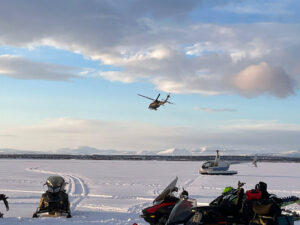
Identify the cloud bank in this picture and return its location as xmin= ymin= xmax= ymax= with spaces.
xmin=1 ymin=117 xmax=300 ymax=152
xmin=0 ymin=1 xmax=299 ymax=97
xmin=194 ymin=107 xmax=237 ymax=112
xmin=0 ymin=55 xmax=82 ymax=81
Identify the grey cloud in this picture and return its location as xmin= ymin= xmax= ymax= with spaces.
xmin=128 ymin=0 xmax=200 ymax=19
xmin=0 ymin=55 xmax=81 ymax=81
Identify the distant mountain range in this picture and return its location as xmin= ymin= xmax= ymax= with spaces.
xmin=1 ymin=146 xmax=300 ymax=157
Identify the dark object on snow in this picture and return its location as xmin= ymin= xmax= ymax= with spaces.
xmin=167 ymin=181 xmax=247 ymax=225
xmin=33 ymin=176 xmax=71 ymax=218
xmin=0 ymin=194 xmax=9 ymax=218
xmin=165 ymin=181 xmax=297 ymax=225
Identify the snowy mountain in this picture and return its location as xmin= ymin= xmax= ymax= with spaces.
xmin=1 ymin=146 xmax=300 ymax=157
xmin=275 ymin=150 xmax=300 ymax=158
xmin=55 ymin=146 xmax=121 ymax=155
xmin=0 ymin=148 xmax=41 ymax=154
xmin=156 ymin=148 xmax=192 ymax=155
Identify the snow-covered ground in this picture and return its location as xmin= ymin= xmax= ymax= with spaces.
xmin=0 ymin=159 xmax=299 ymax=224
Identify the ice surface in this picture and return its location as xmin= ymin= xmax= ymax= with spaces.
xmin=0 ymin=159 xmax=299 ymax=224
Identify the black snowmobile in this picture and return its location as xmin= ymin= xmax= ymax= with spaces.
xmin=165 ymin=183 xmax=245 ymax=225
xmin=166 ymin=181 xmax=299 ymax=225
xmin=0 ymin=194 xmax=9 ymax=218
xmin=141 ymin=177 xmax=190 ymax=225
xmin=33 ymin=176 xmax=71 ymax=218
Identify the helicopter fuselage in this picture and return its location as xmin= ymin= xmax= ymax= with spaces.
xmin=149 ymin=100 xmax=164 ymax=110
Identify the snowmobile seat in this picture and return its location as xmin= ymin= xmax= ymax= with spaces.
xmin=40 ymin=191 xmax=70 ymax=211
xmin=34 ymin=191 xmax=71 ymax=218
xmin=252 ymin=200 xmax=281 ymax=216
xmin=250 ymin=199 xmax=282 ymax=225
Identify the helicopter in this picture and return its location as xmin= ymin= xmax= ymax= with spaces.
xmin=138 ymin=93 xmax=173 ymax=110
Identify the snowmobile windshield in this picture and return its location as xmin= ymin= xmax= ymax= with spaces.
xmin=166 ymin=198 xmax=197 ymax=225
xmin=153 ymin=177 xmax=178 ymax=204
xmin=223 ymin=186 xmax=233 ymax=194
xmin=46 ymin=176 xmax=66 ymax=193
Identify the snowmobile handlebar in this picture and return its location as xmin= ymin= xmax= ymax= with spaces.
xmin=238 ymin=181 xmax=245 ymax=188
xmin=0 ymin=194 xmax=7 ymax=200
xmin=0 ymin=195 xmax=9 ymax=211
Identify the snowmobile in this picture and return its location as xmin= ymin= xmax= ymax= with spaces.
xmin=166 ymin=181 xmax=299 ymax=225
xmin=166 ymin=181 xmax=246 ymax=225
xmin=0 ymin=194 xmax=9 ymax=218
xmin=33 ymin=176 xmax=72 ymax=218
xmin=141 ymin=177 xmax=189 ymax=225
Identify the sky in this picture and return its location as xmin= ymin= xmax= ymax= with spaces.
xmin=0 ymin=0 xmax=300 ymax=153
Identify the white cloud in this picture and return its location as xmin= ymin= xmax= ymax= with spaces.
xmin=185 ymin=42 xmax=225 ymax=56
xmin=233 ymin=62 xmax=295 ymax=98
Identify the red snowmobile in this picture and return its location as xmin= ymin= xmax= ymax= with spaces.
xmin=141 ymin=177 xmax=188 ymax=225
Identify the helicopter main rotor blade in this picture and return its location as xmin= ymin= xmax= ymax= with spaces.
xmin=155 ymin=93 xmax=160 ymax=101
xmin=137 ymin=94 xmax=155 ymax=101
xmin=166 ymin=101 xmax=174 ymax=104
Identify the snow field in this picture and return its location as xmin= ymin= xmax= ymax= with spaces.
xmin=0 ymin=159 xmax=299 ymax=224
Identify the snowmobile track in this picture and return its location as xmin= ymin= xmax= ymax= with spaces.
xmin=68 ymin=174 xmax=89 ymax=212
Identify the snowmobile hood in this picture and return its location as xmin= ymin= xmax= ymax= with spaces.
xmin=45 ymin=176 xmax=66 ymax=193
xmin=223 ymin=186 xmax=233 ymax=194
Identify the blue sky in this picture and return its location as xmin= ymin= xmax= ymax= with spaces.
xmin=0 ymin=0 xmax=300 ymax=153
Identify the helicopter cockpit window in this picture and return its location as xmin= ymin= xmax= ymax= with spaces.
xmin=202 ymin=162 xmax=210 ymax=168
